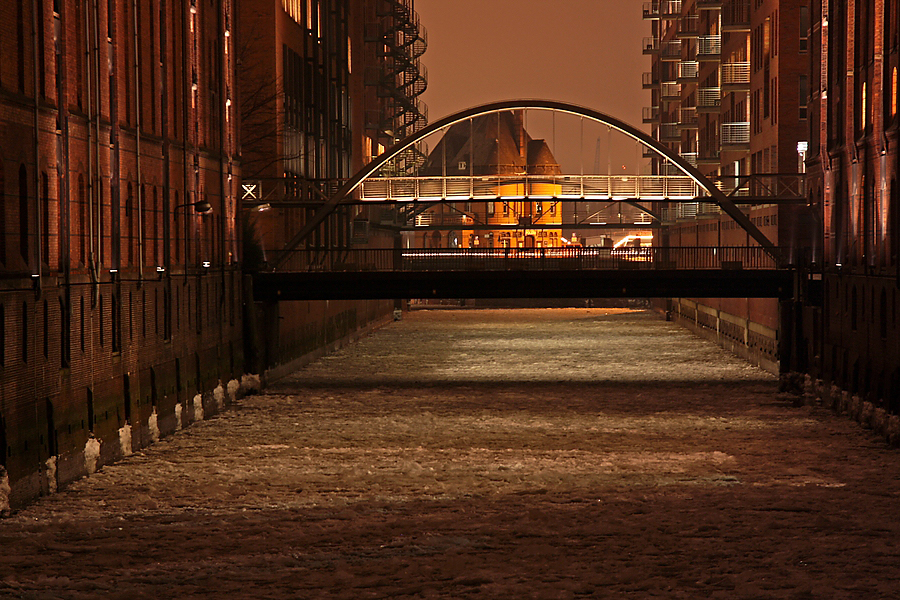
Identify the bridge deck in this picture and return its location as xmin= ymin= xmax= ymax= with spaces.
xmin=353 ymin=174 xmax=806 ymax=202
xmin=255 ymin=247 xmax=796 ymax=301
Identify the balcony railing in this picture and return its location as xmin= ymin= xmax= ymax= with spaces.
xmin=721 ymin=122 xmax=750 ymax=146
xmin=661 ymin=40 xmax=683 ymax=60
xmin=680 ymin=152 xmax=699 ymax=167
xmin=643 ymin=71 xmax=659 ymax=88
xmin=660 ymin=0 xmax=682 ymax=17
xmin=643 ymin=2 xmax=660 ymax=18
xmin=677 ymin=60 xmax=699 ymax=81
xmin=722 ymin=62 xmax=750 ymax=88
xmin=661 ymin=81 xmax=682 ymax=99
xmin=660 ymin=122 xmax=681 ymax=140
xmin=678 ymin=15 xmax=699 ymax=37
xmin=679 ymin=107 xmax=699 ymax=128
xmin=643 ymin=106 xmax=661 ymax=123
xmin=697 ymin=86 xmax=721 ymax=110
xmin=722 ymin=0 xmax=750 ymax=30
xmin=697 ymin=35 xmax=722 ymax=59
xmin=642 ymin=37 xmax=660 ymax=53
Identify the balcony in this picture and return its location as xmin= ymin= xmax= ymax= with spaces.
xmin=677 ymin=60 xmax=699 ymax=82
xmin=660 ymin=122 xmax=681 ymax=141
xmin=697 ymin=148 xmax=721 ymax=165
xmin=697 ymin=86 xmax=721 ymax=112
xmin=696 ymin=0 xmax=722 ymax=9
xmin=660 ymin=0 xmax=682 ymax=18
xmin=722 ymin=0 xmax=750 ymax=30
xmin=642 ymin=36 xmax=660 ymax=54
xmin=643 ymin=106 xmax=661 ymax=123
xmin=722 ymin=62 xmax=750 ymax=91
xmin=661 ymin=40 xmax=683 ymax=61
xmin=677 ymin=15 xmax=699 ymax=37
xmin=697 ymin=35 xmax=721 ymax=60
xmin=678 ymin=106 xmax=699 ymax=129
xmin=642 ymin=71 xmax=660 ymax=89
xmin=660 ymin=81 xmax=682 ymax=100
xmin=721 ymin=122 xmax=750 ymax=147
xmin=680 ymin=152 xmax=699 ymax=167
xmin=643 ymin=2 xmax=660 ymax=19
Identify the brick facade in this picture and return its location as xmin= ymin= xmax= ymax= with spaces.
xmin=0 ymin=0 xmax=243 ymax=509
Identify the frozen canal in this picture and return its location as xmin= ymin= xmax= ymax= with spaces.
xmin=3 ymin=308 xmax=900 ymax=598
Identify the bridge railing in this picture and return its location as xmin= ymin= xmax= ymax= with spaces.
xmin=268 ymin=246 xmax=786 ymax=273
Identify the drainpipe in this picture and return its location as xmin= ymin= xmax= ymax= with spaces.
xmin=84 ymin=0 xmax=98 ymax=301
xmin=92 ymin=0 xmax=102 ymax=277
xmin=32 ymin=0 xmax=42 ymax=297
xmin=133 ymin=0 xmax=144 ymax=286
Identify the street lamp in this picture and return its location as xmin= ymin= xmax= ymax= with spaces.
xmin=173 ymin=199 xmax=213 ymax=216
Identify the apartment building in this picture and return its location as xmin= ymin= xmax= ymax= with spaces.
xmin=644 ymin=0 xmax=810 ymax=371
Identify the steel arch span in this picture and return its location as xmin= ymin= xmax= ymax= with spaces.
xmin=276 ymin=100 xmax=782 ymax=268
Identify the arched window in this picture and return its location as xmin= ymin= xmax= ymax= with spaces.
xmin=19 ymin=164 xmax=28 ymax=263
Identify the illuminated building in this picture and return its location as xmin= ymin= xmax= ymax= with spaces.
xmin=416 ymin=111 xmax=564 ymax=249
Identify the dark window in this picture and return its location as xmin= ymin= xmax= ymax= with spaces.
xmin=0 ymin=304 xmax=5 ymax=366
xmin=41 ymin=173 xmax=49 ymax=265
xmin=17 ymin=0 xmax=25 ymax=92
xmin=19 ymin=164 xmax=28 ymax=262
xmin=111 ymin=291 xmax=120 ymax=352
xmin=59 ymin=297 xmax=69 ymax=367
xmin=78 ymin=175 xmax=86 ymax=265
xmin=80 ymin=295 xmax=85 ymax=352
xmin=0 ymin=164 xmax=5 ymax=265
xmin=42 ymin=300 xmax=48 ymax=359
xmin=21 ymin=301 xmax=27 ymax=363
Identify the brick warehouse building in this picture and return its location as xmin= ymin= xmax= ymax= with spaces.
xmin=803 ymin=0 xmax=900 ymax=417
xmin=0 ymin=0 xmax=427 ymax=511
xmin=0 ymin=0 xmax=243 ymax=509
xmin=236 ymin=0 xmax=425 ymax=380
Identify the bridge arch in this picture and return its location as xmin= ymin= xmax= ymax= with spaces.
xmin=278 ymin=100 xmax=781 ymax=267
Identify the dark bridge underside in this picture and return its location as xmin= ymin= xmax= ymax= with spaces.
xmin=253 ymin=270 xmax=794 ymax=301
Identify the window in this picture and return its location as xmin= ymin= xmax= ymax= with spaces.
xmin=21 ymin=301 xmax=27 ymax=363
xmin=17 ymin=0 xmax=25 ymax=92
xmin=799 ymin=75 xmax=809 ymax=120
xmin=78 ymin=175 xmax=86 ymax=265
xmin=125 ymin=183 xmax=133 ymax=265
xmin=42 ymin=300 xmax=48 ymax=359
xmin=0 ymin=304 xmax=5 ymax=366
xmin=799 ymin=7 xmax=809 ymax=53
xmin=41 ymin=173 xmax=49 ymax=265
xmin=19 ymin=164 xmax=28 ymax=262
xmin=0 ymin=164 xmax=6 ymax=265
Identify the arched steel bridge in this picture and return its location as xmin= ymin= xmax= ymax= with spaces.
xmin=254 ymin=100 xmax=811 ymax=302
